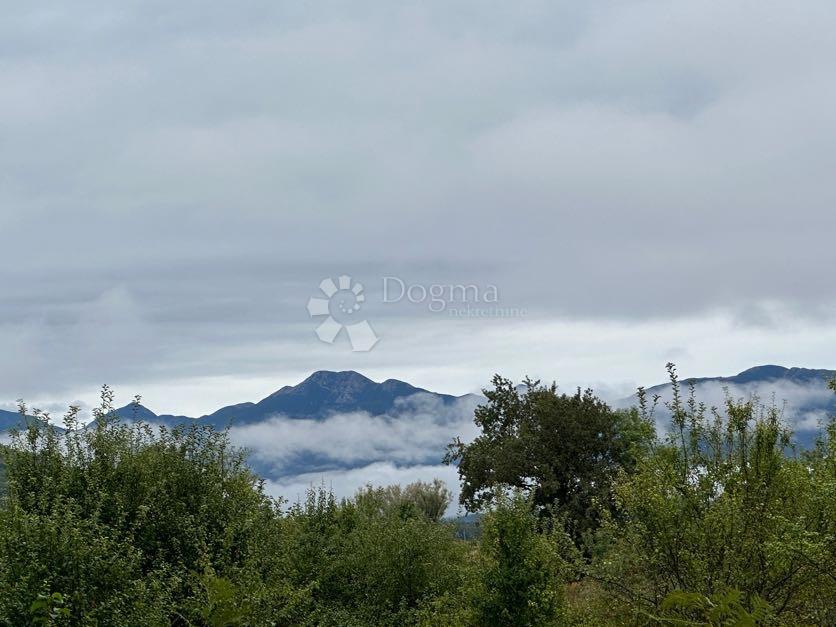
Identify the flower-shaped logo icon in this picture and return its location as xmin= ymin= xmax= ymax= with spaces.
xmin=306 ymin=275 xmax=379 ymax=351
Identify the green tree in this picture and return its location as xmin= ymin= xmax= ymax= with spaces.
xmin=446 ymin=375 xmax=653 ymax=541
xmin=355 ymin=479 xmax=452 ymax=522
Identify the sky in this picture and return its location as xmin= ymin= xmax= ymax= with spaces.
xmin=2 ymin=0 xmax=835 ymax=421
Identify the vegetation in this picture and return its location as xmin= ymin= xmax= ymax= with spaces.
xmin=586 ymin=365 xmax=836 ymax=624
xmin=445 ymin=375 xmax=654 ymax=543
xmin=0 ymin=369 xmax=833 ymax=625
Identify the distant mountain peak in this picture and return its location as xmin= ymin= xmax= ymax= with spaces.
xmin=736 ymin=365 xmax=788 ymax=379
xmin=104 ymin=370 xmax=458 ymax=430
xmin=116 ymin=403 xmax=158 ymax=421
xmin=731 ymin=365 xmax=834 ymax=385
xmin=301 ymin=370 xmax=375 ymax=388
xmin=637 ymin=364 xmax=836 ymax=402
xmin=727 ymin=365 xmax=792 ymax=384
xmin=203 ymin=370 xmax=458 ymax=426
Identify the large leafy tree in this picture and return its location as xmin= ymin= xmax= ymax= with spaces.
xmin=446 ymin=375 xmax=653 ymax=540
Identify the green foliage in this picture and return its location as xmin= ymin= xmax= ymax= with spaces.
xmin=471 ymin=492 xmax=571 ymax=627
xmin=0 ymin=456 xmax=7 ymax=498
xmin=0 ymin=501 xmax=170 ymax=624
xmin=588 ymin=364 xmax=836 ymax=625
xmin=446 ymin=375 xmax=654 ymax=542
xmin=29 ymin=592 xmax=71 ymax=626
xmin=653 ymin=589 xmax=772 ymax=626
xmin=193 ymin=575 xmax=251 ymax=626
xmin=354 ymin=478 xmax=453 ymax=522
xmin=0 ymin=388 xmax=291 ymax=624
xmin=279 ymin=485 xmax=470 ymax=625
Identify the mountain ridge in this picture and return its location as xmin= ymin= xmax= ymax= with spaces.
xmin=2 ymin=365 xmax=833 ymax=434
xmin=113 ymin=370 xmax=462 ymax=428
xmin=650 ymin=365 xmax=836 ymax=392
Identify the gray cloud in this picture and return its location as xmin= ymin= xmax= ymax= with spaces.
xmin=2 ymin=1 xmax=835 ymax=409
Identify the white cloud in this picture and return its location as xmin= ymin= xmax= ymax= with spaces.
xmin=223 ymin=393 xmax=480 ymax=516
xmin=228 ymin=393 xmax=480 ymax=473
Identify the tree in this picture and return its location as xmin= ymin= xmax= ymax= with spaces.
xmin=355 ymin=479 xmax=452 ymax=522
xmin=446 ymin=375 xmax=653 ymax=540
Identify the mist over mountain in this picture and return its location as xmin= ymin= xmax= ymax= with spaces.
xmin=620 ymin=365 xmax=836 ymax=447
xmin=648 ymin=365 xmax=836 ymax=391
xmin=112 ymin=370 xmax=463 ymax=428
xmin=3 ymin=366 xmax=833 ymax=505
xmin=103 ymin=371 xmax=478 ymax=495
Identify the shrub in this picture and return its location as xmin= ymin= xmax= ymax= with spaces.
xmin=280 ymin=485 xmax=469 ymax=626
xmin=588 ymin=365 xmax=836 ymax=624
xmin=0 ymin=389 xmax=293 ymax=624
xmin=471 ymin=492 xmax=571 ymax=627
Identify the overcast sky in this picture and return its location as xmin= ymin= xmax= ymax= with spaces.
xmin=2 ymin=0 xmax=835 ymax=418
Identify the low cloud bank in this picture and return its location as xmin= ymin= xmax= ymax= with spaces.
xmin=228 ymin=393 xmax=481 ymax=513
xmin=228 ymin=393 xmax=480 ymax=473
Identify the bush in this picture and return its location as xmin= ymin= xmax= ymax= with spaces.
xmin=471 ymin=492 xmax=571 ymax=627
xmin=280 ymin=485 xmax=469 ymax=626
xmin=587 ymin=365 xmax=836 ymax=625
xmin=0 ymin=389 xmax=293 ymax=624
xmin=354 ymin=479 xmax=453 ymax=522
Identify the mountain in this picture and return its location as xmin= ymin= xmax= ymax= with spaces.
xmin=0 ymin=408 xmax=63 ymax=432
xmin=2 ymin=366 xmax=833 ymax=506
xmin=646 ymin=365 xmax=836 ymax=392
xmin=243 ymin=370 xmax=451 ymax=421
xmin=106 ymin=370 xmax=473 ymax=479
xmin=114 ymin=370 xmax=461 ymax=428
xmin=628 ymin=365 xmax=836 ymax=447
xmin=0 ymin=408 xmax=26 ymax=431
xmin=9 ymin=365 xmax=835 ymax=436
